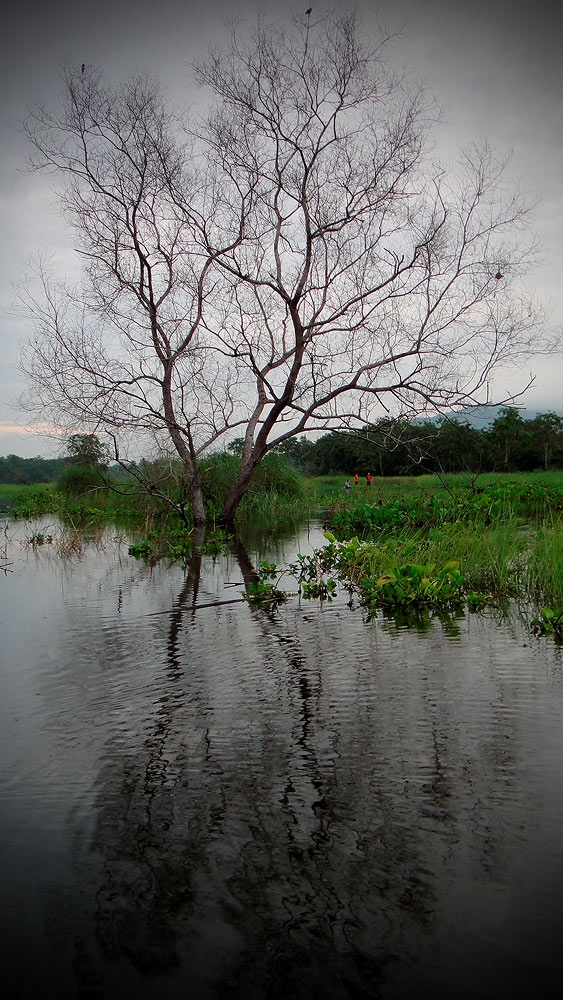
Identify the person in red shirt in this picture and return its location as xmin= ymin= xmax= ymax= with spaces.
xmin=354 ymin=474 xmax=358 ymax=486
xmin=366 ymin=472 xmax=371 ymax=486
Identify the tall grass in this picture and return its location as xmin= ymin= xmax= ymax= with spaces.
xmin=335 ymin=521 xmax=528 ymax=598
xmin=525 ymin=523 xmax=563 ymax=606
xmin=313 ymin=475 xmax=563 ymax=608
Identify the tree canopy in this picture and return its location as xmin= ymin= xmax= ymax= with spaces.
xmin=66 ymin=433 xmax=109 ymax=468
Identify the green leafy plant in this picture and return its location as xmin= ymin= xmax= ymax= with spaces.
xmin=361 ymin=560 xmax=464 ymax=610
xmin=128 ymin=539 xmax=153 ymax=561
xmin=257 ymin=561 xmax=278 ymax=579
xmin=531 ymin=606 xmax=563 ymax=638
xmin=466 ymin=592 xmax=495 ymax=611
xmin=288 ymin=534 xmax=343 ymax=601
xmin=11 ymin=488 xmax=55 ymax=519
xmin=242 ymin=561 xmax=288 ymax=608
xmin=301 ymin=578 xmax=337 ymax=601
xmin=243 ymin=579 xmax=288 ymax=607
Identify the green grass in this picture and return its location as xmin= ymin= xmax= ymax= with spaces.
xmin=303 ymin=470 xmax=563 ymax=503
xmin=525 ymin=522 xmax=563 ymax=606
xmin=3 ymin=480 xmax=158 ymax=524
xmin=0 ymin=482 xmax=55 ymax=502
xmin=5 ymin=471 xmax=563 ymax=613
xmin=340 ymin=522 xmax=529 ymax=597
xmin=302 ymin=473 xmax=563 ymax=614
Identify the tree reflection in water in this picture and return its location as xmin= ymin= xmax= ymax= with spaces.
xmin=61 ymin=530 xmax=434 ymax=999
xmin=39 ymin=528 xmax=561 ymax=1000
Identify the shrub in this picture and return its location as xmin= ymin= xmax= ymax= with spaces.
xmin=198 ymin=453 xmax=240 ymax=509
xmin=198 ymin=450 xmax=303 ymax=513
xmin=251 ymin=452 xmax=303 ymax=497
xmin=56 ymin=463 xmax=104 ymax=496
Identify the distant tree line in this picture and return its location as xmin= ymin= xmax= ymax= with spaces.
xmin=2 ymin=410 xmax=563 ymax=485
xmin=0 ymin=454 xmax=67 ymax=484
xmin=275 ymin=409 xmax=563 ymax=477
xmin=0 ymin=434 xmax=110 ymax=484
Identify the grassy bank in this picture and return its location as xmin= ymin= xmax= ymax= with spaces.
xmin=297 ymin=472 xmax=563 ymax=627
xmin=4 ymin=472 xmax=563 ymax=620
xmin=303 ymin=469 xmax=563 ymax=506
xmin=2 ymin=482 xmax=153 ymax=522
xmin=0 ymin=482 xmax=56 ymax=505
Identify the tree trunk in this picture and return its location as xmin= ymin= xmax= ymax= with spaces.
xmin=190 ymin=482 xmax=206 ymax=525
xmin=219 ymin=456 xmax=262 ymax=523
xmin=161 ymin=366 xmax=207 ymax=524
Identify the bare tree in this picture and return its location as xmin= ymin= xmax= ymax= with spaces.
xmin=20 ymin=10 xmax=549 ymax=524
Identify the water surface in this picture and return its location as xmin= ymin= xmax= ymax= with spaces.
xmin=1 ymin=516 xmax=563 ymax=998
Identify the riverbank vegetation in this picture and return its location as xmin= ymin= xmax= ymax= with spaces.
xmin=3 ymin=406 xmax=562 ymax=491
xmin=1 ymin=449 xmax=306 ymax=530
xmin=4 ymin=463 xmax=563 ymax=626
xmin=304 ymin=474 xmax=563 ymax=618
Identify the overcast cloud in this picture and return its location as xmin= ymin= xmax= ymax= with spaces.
xmin=1 ymin=0 xmax=561 ymax=457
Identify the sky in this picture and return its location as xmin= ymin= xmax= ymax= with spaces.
xmin=1 ymin=0 xmax=562 ymax=458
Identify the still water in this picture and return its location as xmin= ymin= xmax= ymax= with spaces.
xmin=1 ymin=516 xmax=563 ymax=999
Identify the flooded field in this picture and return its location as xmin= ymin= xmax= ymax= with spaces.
xmin=1 ymin=516 xmax=563 ymax=998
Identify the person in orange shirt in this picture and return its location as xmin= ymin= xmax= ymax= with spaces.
xmin=354 ymin=474 xmax=358 ymax=486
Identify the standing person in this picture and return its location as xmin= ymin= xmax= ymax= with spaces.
xmin=354 ymin=474 xmax=358 ymax=486
xmin=366 ymin=472 xmax=371 ymax=487
xmin=345 ymin=479 xmax=351 ymax=493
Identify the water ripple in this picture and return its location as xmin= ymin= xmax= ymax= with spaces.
xmin=2 ymin=521 xmax=563 ymax=997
